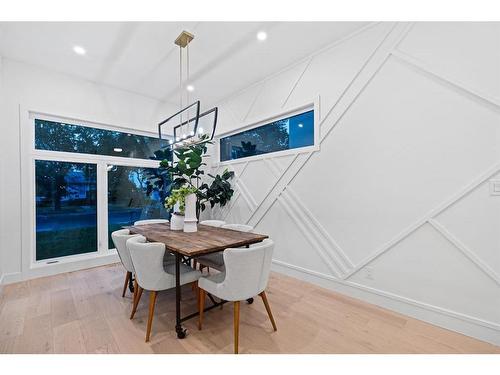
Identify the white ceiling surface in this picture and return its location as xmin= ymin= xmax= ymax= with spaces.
xmin=0 ymin=22 xmax=368 ymax=108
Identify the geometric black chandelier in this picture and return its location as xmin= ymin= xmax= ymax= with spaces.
xmin=158 ymin=30 xmax=218 ymax=149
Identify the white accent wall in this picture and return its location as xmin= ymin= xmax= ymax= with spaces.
xmin=0 ymin=58 xmax=176 ymax=284
xmin=210 ymin=22 xmax=500 ymax=345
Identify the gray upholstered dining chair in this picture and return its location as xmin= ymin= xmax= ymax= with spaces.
xmin=198 ymin=239 xmax=277 ymax=354
xmin=194 ymin=220 xmax=227 ymax=270
xmin=199 ymin=219 xmax=226 ymax=227
xmin=111 ymin=229 xmax=140 ymax=298
xmin=134 ymin=219 xmax=169 ymax=225
xmin=196 ymin=223 xmax=254 ymax=272
xmin=127 ymin=235 xmax=201 ymax=342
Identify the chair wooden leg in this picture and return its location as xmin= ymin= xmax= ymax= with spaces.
xmin=132 ymin=279 xmax=138 ymax=305
xmin=259 ymin=291 xmax=277 ymax=331
xmin=145 ymin=291 xmax=157 ymax=342
xmin=122 ymin=271 xmax=131 ymax=297
xmin=130 ymin=285 xmax=143 ymax=319
xmin=198 ymin=288 xmax=205 ymax=330
xmin=234 ymin=301 xmax=240 ymax=354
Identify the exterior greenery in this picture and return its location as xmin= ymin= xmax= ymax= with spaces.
xmin=219 ymin=110 xmax=314 ymax=161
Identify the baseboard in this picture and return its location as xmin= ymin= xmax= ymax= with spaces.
xmin=271 ymin=259 xmax=500 ymax=347
xmin=1 ymin=253 xmax=120 ymax=285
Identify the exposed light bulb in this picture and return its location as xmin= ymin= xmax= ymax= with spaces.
xmin=168 ymin=139 xmax=173 ymax=145
xmin=190 ymin=130 xmax=195 ymax=136
xmin=198 ymin=127 xmax=204 ymax=134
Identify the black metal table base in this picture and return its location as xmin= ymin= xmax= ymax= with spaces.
xmin=128 ymin=275 xmax=135 ymax=293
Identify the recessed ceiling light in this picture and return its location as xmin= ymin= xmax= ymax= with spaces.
xmin=186 ymin=85 xmax=194 ymax=92
xmin=257 ymin=31 xmax=267 ymax=41
xmin=73 ymin=45 xmax=86 ymax=55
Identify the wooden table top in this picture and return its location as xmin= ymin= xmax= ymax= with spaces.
xmin=124 ymin=223 xmax=268 ymax=256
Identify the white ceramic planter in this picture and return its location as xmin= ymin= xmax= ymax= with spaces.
xmin=183 ymin=193 xmax=198 ymax=233
xmin=170 ymin=213 xmax=184 ymax=231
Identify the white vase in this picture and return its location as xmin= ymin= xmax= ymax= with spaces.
xmin=183 ymin=193 xmax=198 ymax=233
xmin=170 ymin=213 xmax=184 ymax=231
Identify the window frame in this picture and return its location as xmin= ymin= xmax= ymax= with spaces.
xmin=20 ymin=107 xmax=161 ymax=273
xmin=215 ymin=99 xmax=320 ymax=165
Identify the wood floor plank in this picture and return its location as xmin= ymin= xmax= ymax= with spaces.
xmin=79 ymin=315 xmax=120 ymax=354
xmin=13 ymin=313 xmax=53 ymax=354
xmin=50 ymin=289 xmax=79 ymax=328
xmin=53 ymin=320 xmax=86 ymax=354
xmin=0 ymin=264 xmax=498 ymax=354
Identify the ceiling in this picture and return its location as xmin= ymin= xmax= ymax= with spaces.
xmin=0 ymin=22 xmax=368 ymax=107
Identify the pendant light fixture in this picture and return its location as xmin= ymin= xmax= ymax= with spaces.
xmin=158 ymin=30 xmax=218 ymax=149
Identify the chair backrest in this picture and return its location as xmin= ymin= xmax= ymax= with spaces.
xmin=134 ymin=219 xmax=169 ymax=226
xmin=127 ymin=235 xmax=171 ymax=291
xmin=200 ymin=220 xmax=226 ymax=228
xmin=221 ymin=223 xmax=254 ymax=233
xmin=221 ymin=239 xmax=274 ymax=300
xmin=111 ymin=229 xmax=139 ymax=273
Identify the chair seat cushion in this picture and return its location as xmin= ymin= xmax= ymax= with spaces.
xmin=163 ymin=262 xmax=201 ymax=285
xmin=198 ymin=271 xmax=226 ymax=297
xmin=196 ymin=252 xmax=225 ymax=272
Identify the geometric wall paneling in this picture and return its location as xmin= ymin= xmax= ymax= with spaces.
xmin=280 ymin=186 xmax=355 ymax=276
xmin=397 ymin=22 xmax=500 ymax=104
xmin=217 ymin=81 xmax=265 ymax=134
xmin=344 ymin=159 xmax=500 ymax=281
xmin=243 ymin=23 xmax=413 ymax=233
xmin=272 ymin=154 xmax=297 ymax=174
xmin=428 ymin=219 xmax=500 ymax=286
xmin=210 ymin=22 xmax=500 ymax=344
xmin=284 ymin=22 xmax=395 ymax=121
xmin=255 ymin=199 xmax=336 ymax=277
xmin=291 ymin=54 xmax=500 ymax=265
xmin=433 ymin=172 xmax=500 ymax=278
xmin=237 ymin=159 xmax=280 ymax=205
xmin=246 ymin=58 xmax=312 ymax=122
xmin=347 ymin=223 xmax=500 ymax=325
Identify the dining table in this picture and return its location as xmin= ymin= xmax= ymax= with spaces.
xmin=124 ymin=222 xmax=268 ymax=339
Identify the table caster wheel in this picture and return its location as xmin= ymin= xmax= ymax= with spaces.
xmin=246 ymin=297 xmax=254 ymax=304
xmin=176 ymin=327 xmax=187 ymax=339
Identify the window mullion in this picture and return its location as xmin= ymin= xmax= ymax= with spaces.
xmin=97 ymin=161 xmax=108 ymax=255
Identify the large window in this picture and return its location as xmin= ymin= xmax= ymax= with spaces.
xmin=35 ymin=119 xmax=163 ymax=159
xmin=107 ymin=165 xmax=167 ymax=249
xmin=35 ymin=161 xmax=97 ymax=260
xmin=31 ymin=116 xmax=170 ymax=263
xmin=219 ymin=110 xmax=314 ymax=162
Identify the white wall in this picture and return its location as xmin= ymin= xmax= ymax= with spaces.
xmin=0 ymin=58 xmax=176 ymax=283
xmin=0 ymin=55 xmax=4 ymax=285
xmin=210 ymin=22 xmax=500 ymax=345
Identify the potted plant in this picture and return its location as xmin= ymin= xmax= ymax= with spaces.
xmin=164 ymin=186 xmax=197 ymax=230
xmin=145 ymin=135 xmax=235 ymax=220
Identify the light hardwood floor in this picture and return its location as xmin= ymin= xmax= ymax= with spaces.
xmin=0 ymin=264 xmax=498 ymax=354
